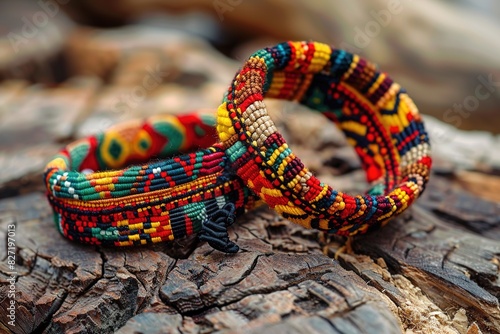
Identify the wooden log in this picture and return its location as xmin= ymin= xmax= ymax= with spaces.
xmin=0 ymin=77 xmax=100 ymax=198
xmin=1 ymin=167 xmax=499 ymax=333
xmin=1 ymin=88 xmax=499 ymax=334
xmin=0 ymin=193 xmax=403 ymax=334
xmin=0 ymin=25 xmax=498 ymax=334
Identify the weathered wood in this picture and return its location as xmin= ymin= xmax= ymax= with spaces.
xmin=339 ymin=205 xmax=500 ymax=332
xmin=0 ymin=77 xmax=100 ymax=199
xmin=418 ymin=176 xmax=500 ymax=239
xmin=1 ymin=170 xmax=499 ymax=333
xmin=0 ymin=24 xmax=499 ymax=334
xmin=0 ymin=193 xmax=403 ymax=334
xmin=0 ymin=193 xmax=176 ymax=334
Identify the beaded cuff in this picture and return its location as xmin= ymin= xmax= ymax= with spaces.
xmin=217 ymin=41 xmax=432 ymax=236
xmin=44 ymin=114 xmax=256 ymax=251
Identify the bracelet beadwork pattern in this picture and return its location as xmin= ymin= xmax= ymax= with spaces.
xmin=217 ymin=41 xmax=432 ymax=236
xmin=44 ymin=114 xmax=257 ymax=250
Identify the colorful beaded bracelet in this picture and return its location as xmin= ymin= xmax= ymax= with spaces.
xmin=44 ymin=114 xmax=257 ymax=252
xmin=217 ymin=41 xmax=432 ymax=236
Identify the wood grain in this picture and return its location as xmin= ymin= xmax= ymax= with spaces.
xmin=0 ymin=25 xmax=498 ymax=334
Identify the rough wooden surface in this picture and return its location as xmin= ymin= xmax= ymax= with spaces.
xmin=0 ymin=26 xmax=499 ymax=334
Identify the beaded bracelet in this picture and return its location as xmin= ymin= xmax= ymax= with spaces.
xmin=217 ymin=41 xmax=431 ymax=236
xmin=44 ymin=114 xmax=257 ymax=252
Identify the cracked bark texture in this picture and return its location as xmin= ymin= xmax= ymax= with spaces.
xmin=0 ymin=24 xmax=499 ymax=334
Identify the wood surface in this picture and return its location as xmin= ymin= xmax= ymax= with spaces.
xmin=0 ymin=26 xmax=499 ymax=334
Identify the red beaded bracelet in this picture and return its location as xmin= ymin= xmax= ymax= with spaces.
xmin=217 ymin=41 xmax=431 ymax=235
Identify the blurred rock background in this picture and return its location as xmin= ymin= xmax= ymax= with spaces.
xmin=0 ymin=0 xmax=499 ymax=192
xmin=1 ymin=0 xmax=500 ymax=130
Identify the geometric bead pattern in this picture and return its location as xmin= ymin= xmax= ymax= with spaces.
xmin=217 ymin=41 xmax=432 ymax=236
xmin=44 ymin=113 xmax=257 ymax=246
